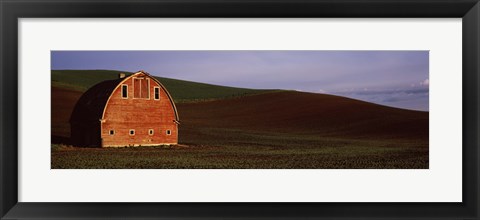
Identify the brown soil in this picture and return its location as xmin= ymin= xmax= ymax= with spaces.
xmin=176 ymin=91 xmax=428 ymax=140
xmin=51 ymin=86 xmax=83 ymax=139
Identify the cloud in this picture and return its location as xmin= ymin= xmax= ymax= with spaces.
xmin=333 ymin=87 xmax=429 ymax=111
xmin=339 ymin=88 xmax=428 ymax=96
xmin=420 ymin=78 xmax=429 ymax=86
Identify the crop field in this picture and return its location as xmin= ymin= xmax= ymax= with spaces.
xmin=51 ymin=70 xmax=429 ymax=169
xmin=52 ymin=136 xmax=428 ymax=169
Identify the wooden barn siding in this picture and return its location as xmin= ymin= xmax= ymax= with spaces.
xmin=101 ymin=74 xmax=178 ymax=147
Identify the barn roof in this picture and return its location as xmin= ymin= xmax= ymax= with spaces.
xmin=70 ymin=78 xmax=123 ymax=124
xmin=70 ymin=71 xmax=179 ymax=124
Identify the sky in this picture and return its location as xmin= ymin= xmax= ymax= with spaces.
xmin=51 ymin=51 xmax=429 ymax=111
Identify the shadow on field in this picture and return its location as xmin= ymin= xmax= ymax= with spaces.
xmin=51 ymin=135 xmax=72 ymax=146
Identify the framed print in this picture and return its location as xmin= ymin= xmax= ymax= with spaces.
xmin=1 ymin=0 xmax=479 ymax=219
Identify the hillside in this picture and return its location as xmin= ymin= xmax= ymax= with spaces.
xmin=52 ymin=70 xmax=273 ymax=102
xmin=177 ymin=91 xmax=428 ymax=140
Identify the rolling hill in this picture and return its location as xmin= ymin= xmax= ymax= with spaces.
xmin=177 ymin=91 xmax=428 ymax=140
xmin=52 ymin=70 xmax=274 ymax=102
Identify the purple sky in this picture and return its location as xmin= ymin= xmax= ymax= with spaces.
xmin=51 ymin=51 xmax=429 ymax=111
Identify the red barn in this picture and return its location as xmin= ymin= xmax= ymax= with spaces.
xmin=70 ymin=71 xmax=179 ymax=147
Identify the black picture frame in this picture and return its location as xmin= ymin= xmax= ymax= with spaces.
xmin=1 ymin=0 xmax=479 ymax=219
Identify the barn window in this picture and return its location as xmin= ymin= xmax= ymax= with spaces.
xmin=129 ymin=129 xmax=135 ymax=136
xmin=149 ymin=129 xmax=154 ymax=135
xmin=133 ymin=77 xmax=150 ymax=99
xmin=166 ymin=130 xmax=171 ymax=135
xmin=154 ymin=87 xmax=160 ymax=100
xmin=121 ymin=85 xmax=128 ymax=99
xmin=109 ymin=130 xmax=115 ymax=135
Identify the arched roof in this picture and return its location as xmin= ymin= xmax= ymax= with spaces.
xmin=70 ymin=71 xmax=179 ymax=124
xmin=145 ymin=73 xmax=180 ymax=122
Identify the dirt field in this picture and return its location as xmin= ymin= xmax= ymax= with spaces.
xmin=51 ymin=87 xmax=83 ymax=140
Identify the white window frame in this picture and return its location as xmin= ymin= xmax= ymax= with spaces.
xmin=129 ymin=129 xmax=135 ymax=136
xmin=132 ymin=77 xmax=150 ymax=100
xmin=109 ymin=130 xmax=115 ymax=135
xmin=166 ymin=130 xmax=171 ymax=135
xmin=121 ymin=84 xmax=128 ymax=99
xmin=154 ymin=86 xmax=160 ymax=100
xmin=149 ymin=129 xmax=154 ymax=135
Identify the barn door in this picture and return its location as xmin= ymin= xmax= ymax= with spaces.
xmin=134 ymin=77 xmax=150 ymax=99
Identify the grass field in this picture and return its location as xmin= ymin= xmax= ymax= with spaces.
xmin=52 ymin=70 xmax=273 ymax=102
xmin=51 ymin=70 xmax=429 ymax=169
xmin=52 ymin=137 xmax=427 ymax=169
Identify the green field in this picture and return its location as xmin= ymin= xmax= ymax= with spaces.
xmin=52 ymin=137 xmax=428 ymax=169
xmin=52 ymin=126 xmax=428 ymax=169
xmin=52 ymin=70 xmax=274 ymax=102
xmin=51 ymin=69 xmax=429 ymax=169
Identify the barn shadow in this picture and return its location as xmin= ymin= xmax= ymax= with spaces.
xmin=51 ymin=135 xmax=101 ymax=148
xmin=51 ymin=135 xmax=72 ymax=146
